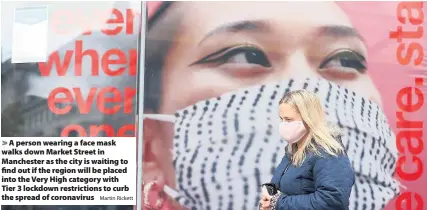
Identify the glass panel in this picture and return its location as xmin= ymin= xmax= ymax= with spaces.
xmin=1 ymin=1 xmax=141 ymax=210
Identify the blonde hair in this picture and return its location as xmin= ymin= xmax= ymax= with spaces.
xmin=279 ymin=89 xmax=344 ymax=166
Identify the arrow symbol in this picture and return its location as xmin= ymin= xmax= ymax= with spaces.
xmin=2 ymin=141 xmax=7 ymax=146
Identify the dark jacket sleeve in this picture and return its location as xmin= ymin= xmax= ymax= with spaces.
xmin=274 ymin=153 xmax=355 ymax=210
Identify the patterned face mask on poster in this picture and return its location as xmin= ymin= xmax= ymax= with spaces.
xmin=144 ymin=78 xmax=400 ymax=210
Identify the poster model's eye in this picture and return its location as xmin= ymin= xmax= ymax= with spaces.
xmin=320 ymin=50 xmax=367 ymax=73
xmin=194 ymin=45 xmax=272 ymax=68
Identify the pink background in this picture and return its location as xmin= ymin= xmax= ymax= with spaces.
xmin=338 ymin=2 xmax=426 ymax=210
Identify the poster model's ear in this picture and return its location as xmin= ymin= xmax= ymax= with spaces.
xmin=140 ymin=112 xmax=175 ymax=188
xmin=141 ymin=117 xmax=176 ymax=209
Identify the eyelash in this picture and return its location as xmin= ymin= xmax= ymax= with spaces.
xmin=193 ymin=45 xmax=272 ymax=67
xmin=320 ymin=50 xmax=367 ymax=73
xmin=193 ymin=45 xmax=367 ymax=73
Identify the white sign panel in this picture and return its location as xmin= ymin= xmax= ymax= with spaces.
xmin=0 ymin=137 xmax=136 ymax=205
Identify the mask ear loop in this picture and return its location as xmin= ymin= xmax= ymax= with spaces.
xmin=163 ymin=185 xmax=179 ymax=199
xmin=143 ymin=114 xmax=176 ymax=123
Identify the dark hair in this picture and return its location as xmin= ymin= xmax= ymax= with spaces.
xmin=143 ymin=2 xmax=178 ymax=112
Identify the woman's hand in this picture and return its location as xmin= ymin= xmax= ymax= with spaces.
xmin=260 ymin=198 xmax=271 ymax=210
xmin=259 ymin=187 xmax=273 ymax=210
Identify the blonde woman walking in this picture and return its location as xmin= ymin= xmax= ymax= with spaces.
xmin=260 ymin=90 xmax=355 ymax=210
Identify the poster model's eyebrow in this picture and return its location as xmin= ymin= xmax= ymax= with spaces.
xmin=316 ymin=25 xmax=365 ymax=42
xmin=198 ymin=20 xmax=271 ymax=45
xmin=198 ymin=20 xmax=365 ymax=45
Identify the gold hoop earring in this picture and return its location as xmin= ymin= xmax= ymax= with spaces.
xmin=143 ymin=181 xmax=164 ymax=209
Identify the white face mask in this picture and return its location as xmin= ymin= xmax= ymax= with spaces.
xmin=144 ymin=78 xmax=399 ymax=210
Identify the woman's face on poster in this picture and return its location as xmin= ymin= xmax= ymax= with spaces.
xmin=159 ymin=1 xmax=382 ymax=114
xmin=148 ymin=1 xmax=383 ymax=189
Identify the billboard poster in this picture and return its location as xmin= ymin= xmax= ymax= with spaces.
xmin=0 ymin=1 xmax=426 ymax=210
xmin=142 ymin=1 xmax=426 ymax=210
